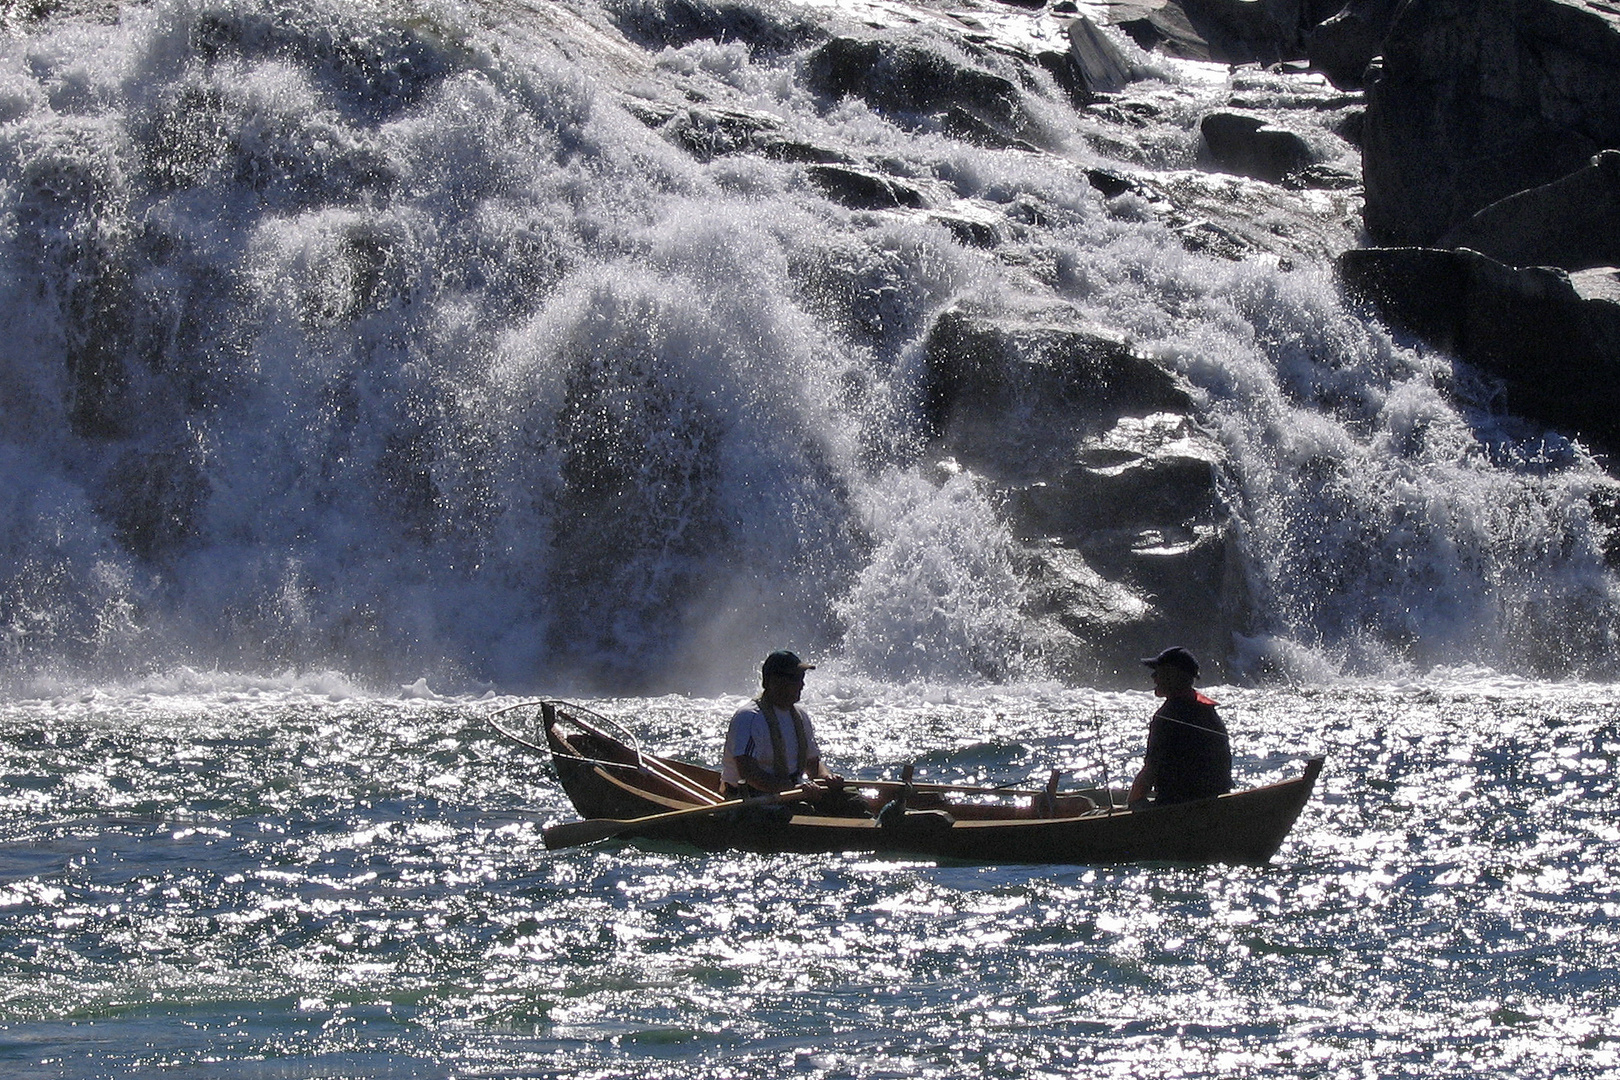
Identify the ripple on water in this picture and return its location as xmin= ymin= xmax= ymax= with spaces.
xmin=0 ymin=684 xmax=1617 ymax=1077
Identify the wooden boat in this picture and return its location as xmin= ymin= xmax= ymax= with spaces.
xmin=492 ymin=699 xmax=1324 ymax=865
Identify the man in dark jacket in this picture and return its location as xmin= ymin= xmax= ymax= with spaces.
xmin=1128 ymin=647 xmax=1231 ymax=807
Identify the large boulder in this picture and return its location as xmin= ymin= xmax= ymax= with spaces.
xmin=920 ymin=305 xmax=1191 ymax=480
xmin=1362 ymin=0 xmax=1620 ymax=247
xmin=804 ymin=35 xmax=1038 ymax=146
xmin=622 ymin=98 xmax=853 ymax=164
xmin=920 ymin=305 xmax=1251 ymax=684
xmin=1200 ymin=110 xmax=1320 ymax=183
xmin=1438 ymin=150 xmax=1620 ymax=272
xmin=91 ymin=441 xmax=209 ymax=562
xmin=1012 ymin=413 xmax=1252 ymax=684
xmin=1105 ymin=0 xmax=1223 ymax=61
xmin=805 ymin=164 xmax=930 ymax=210
xmin=1337 ymin=246 xmax=1620 ymax=452
xmin=1065 ymin=15 xmax=1139 ymax=96
xmin=1179 ymin=0 xmax=1309 ymax=61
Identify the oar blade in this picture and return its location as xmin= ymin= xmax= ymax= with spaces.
xmin=543 ymin=817 xmax=636 ymax=849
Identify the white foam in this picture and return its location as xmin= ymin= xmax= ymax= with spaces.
xmin=0 ymin=0 xmax=1614 ymax=697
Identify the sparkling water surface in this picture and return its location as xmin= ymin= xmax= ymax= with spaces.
xmin=1 ymin=676 xmax=1616 ymax=1078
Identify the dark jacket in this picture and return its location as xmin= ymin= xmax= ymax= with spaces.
xmin=1143 ymin=692 xmax=1231 ymax=804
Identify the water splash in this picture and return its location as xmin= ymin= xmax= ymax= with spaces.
xmin=0 ymin=0 xmax=1615 ymax=694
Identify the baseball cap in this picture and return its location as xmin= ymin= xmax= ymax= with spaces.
xmin=1141 ymin=646 xmax=1200 ymax=677
xmin=762 ymin=650 xmax=815 ymax=678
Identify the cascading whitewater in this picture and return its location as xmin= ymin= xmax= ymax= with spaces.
xmin=0 ymin=0 xmax=1615 ymax=693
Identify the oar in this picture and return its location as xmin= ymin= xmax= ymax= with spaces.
xmin=543 ymin=787 xmax=809 ymax=850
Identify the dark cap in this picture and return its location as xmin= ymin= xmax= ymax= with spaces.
xmin=762 ymin=650 xmax=815 ymax=678
xmin=1141 ymin=646 xmax=1199 ymax=677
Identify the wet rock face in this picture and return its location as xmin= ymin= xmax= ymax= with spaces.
xmin=92 ymin=443 xmax=208 ymax=562
xmin=1065 ymin=15 xmax=1138 ymax=96
xmin=605 ymin=0 xmax=824 ymax=54
xmin=1438 ymin=150 xmax=1620 ymax=273
xmin=1335 ymin=2 xmax=1620 ymax=460
xmin=920 ymin=307 xmax=1190 ymax=476
xmin=920 ymin=306 xmax=1251 ymax=684
xmin=1337 ymin=247 xmax=1620 ymax=453
xmin=1200 ymin=110 xmax=1319 ymax=183
xmin=1361 ymin=0 xmax=1620 ymax=247
xmin=804 ymin=35 xmax=1037 ymax=146
xmin=1096 ymin=0 xmax=1341 ymax=65
xmin=1012 ymin=414 xmax=1251 ymax=683
xmin=1307 ymin=0 xmax=1402 ymax=89
xmin=806 ymin=164 xmax=930 ymax=210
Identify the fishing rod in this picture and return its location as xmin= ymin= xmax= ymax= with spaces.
xmin=1093 ymin=708 xmax=1116 ymax=811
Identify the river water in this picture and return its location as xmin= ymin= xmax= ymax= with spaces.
xmin=1 ymin=675 xmax=1616 ymax=1078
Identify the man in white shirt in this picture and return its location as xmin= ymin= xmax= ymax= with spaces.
xmin=722 ymin=650 xmax=864 ymax=815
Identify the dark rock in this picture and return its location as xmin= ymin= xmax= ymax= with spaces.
xmin=190 ymin=7 xmax=454 ymax=122
xmin=805 ymin=164 xmax=929 ymax=210
xmin=1331 ymin=106 xmax=1363 ymax=147
xmin=1438 ymin=150 xmax=1620 ymax=272
xmin=1179 ymin=0 xmax=1309 ymax=62
xmin=1085 ymin=167 xmax=1135 ymax=198
xmin=941 ymin=106 xmax=1042 ymax=151
xmin=1200 ymin=110 xmax=1318 ymax=183
xmin=1336 ymin=247 xmax=1470 ymax=350
xmin=1105 ymin=165 xmax=1362 ymax=265
xmin=1337 ymin=246 xmax=1620 ymax=452
xmin=925 ymin=203 xmax=1006 ymax=247
xmin=1018 ymin=545 xmax=1157 ymax=684
xmin=546 ymin=344 xmax=731 ymax=679
xmin=1106 ymin=0 xmax=1314 ymax=64
xmin=1012 ymin=414 xmax=1252 ymax=684
xmin=920 ymin=306 xmax=1191 ymax=480
xmin=1173 ymin=219 xmax=1260 ymax=261
xmin=63 ymin=260 xmax=137 ymax=440
xmin=1306 ymin=0 xmax=1401 ymax=89
xmin=1589 ymin=485 xmax=1620 ymax=567
xmin=1010 ymin=413 xmax=1223 ymax=543
xmin=1032 ymin=48 xmax=1088 ymax=106
xmin=660 ymin=104 xmax=782 ymax=161
xmin=620 ymin=97 xmax=680 ymax=129
xmin=622 ymin=99 xmax=852 ymax=164
xmin=757 ymin=138 xmax=851 ymax=165
xmin=1111 ymin=0 xmax=1222 ymax=62
xmin=919 ymin=302 xmax=1249 ymax=684
xmin=12 ymin=136 xmax=142 ymax=438
xmin=1362 ymin=0 xmax=1620 ymax=247
xmin=1065 ymin=15 xmax=1138 ymax=96
xmin=804 ymin=35 xmax=1025 ymax=132
xmin=605 ymin=0 xmax=823 ymax=54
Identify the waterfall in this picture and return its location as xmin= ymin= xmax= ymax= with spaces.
xmin=1 ymin=0 xmax=1614 ymax=694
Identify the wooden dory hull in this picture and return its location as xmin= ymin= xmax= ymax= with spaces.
xmin=512 ymin=701 xmax=1323 ymax=866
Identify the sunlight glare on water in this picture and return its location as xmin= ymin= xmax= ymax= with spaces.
xmin=0 ymin=676 xmax=1615 ymax=1077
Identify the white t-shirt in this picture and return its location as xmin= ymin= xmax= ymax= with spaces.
xmin=721 ymin=700 xmax=821 ymax=787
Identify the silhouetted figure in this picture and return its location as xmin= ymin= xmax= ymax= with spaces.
xmin=1128 ymin=647 xmax=1232 ymax=808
